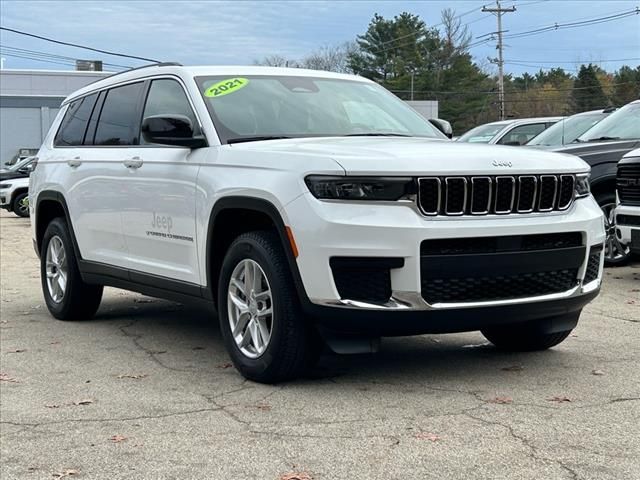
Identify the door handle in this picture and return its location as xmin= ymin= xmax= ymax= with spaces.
xmin=124 ymin=156 xmax=143 ymax=169
xmin=67 ymin=157 xmax=82 ymax=168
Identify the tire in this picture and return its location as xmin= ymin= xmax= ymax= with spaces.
xmin=217 ymin=230 xmax=319 ymax=383
xmin=12 ymin=192 xmax=30 ymax=218
xmin=481 ymin=322 xmax=573 ymax=352
xmin=596 ymin=192 xmax=631 ymax=266
xmin=41 ymin=217 xmax=103 ymax=320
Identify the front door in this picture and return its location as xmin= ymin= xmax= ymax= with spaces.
xmin=119 ymin=78 xmax=203 ymax=285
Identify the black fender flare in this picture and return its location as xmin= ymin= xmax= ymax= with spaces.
xmin=35 ymin=190 xmax=83 ymax=260
xmin=204 ymin=196 xmax=309 ymax=307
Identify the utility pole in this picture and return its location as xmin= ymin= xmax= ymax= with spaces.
xmin=482 ymin=1 xmax=516 ymax=120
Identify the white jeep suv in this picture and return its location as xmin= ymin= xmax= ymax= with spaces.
xmin=30 ymin=64 xmax=605 ymax=383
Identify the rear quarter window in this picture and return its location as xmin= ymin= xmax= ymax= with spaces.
xmin=54 ymin=93 xmax=99 ymax=147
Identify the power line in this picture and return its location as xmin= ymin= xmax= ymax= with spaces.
xmin=507 ymin=57 xmax=640 ymax=64
xmin=0 ymin=45 xmax=132 ymax=69
xmin=0 ymin=26 xmax=160 ymax=63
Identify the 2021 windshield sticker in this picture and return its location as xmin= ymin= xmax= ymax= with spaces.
xmin=204 ymin=78 xmax=249 ymax=98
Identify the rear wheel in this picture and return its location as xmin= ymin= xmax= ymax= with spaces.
xmin=41 ymin=217 xmax=103 ymax=320
xmin=597 ymin=192 xmax=631 ymax=266
xmin=217 ymin=230 xmax=319 ymax=383
xmin=12 ymin=192 xmax=29 ymax=218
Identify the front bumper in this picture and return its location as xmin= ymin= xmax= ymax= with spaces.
xmin=615 ymin=204 xmax=640 ymax=253
xmin=284 ymin=193 xmax=605 ymax=314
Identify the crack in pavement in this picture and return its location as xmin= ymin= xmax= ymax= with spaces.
xmin=464 ymin=412 xmax=580 ymax=480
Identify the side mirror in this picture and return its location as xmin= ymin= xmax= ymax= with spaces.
xmin=141 ymin=114 xmax=207 ymax=148
xmin=428 ymin=118 xmax=453 ymax=139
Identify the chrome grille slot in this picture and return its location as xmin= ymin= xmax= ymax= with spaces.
xmin=470 ymin=177 xmax=491 ymax=214
xmin=538 ymin=175 xmax=558 ymax=211
xmin=495 ymin=176 xmax=516 ymax=214
xmin=417 ymin=178 xmax=441 ymax=215
xmin=558 ymin=175 xmax=575 ymax=210
xmin=444 ymin=177 xmax=467 ymax=215
xmin=417 ymin=174 xmax=578 ymax=216
xmin=517 ymin=176 xmax=537 ymax=213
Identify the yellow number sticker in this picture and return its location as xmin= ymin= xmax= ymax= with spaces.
xmin=204 ymin=78 xmax=249 ymax=98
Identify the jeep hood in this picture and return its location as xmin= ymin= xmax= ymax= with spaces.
xmin=231 ymin=136 xmax=589 ymax=175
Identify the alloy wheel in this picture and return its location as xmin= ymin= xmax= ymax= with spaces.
xmin=602 ymin=202 xmax=630 ymax=264
xmin=227 ymin=259 xmax=274 ymax=359
xmin=45 ymin=235 xmax=68 ymax=303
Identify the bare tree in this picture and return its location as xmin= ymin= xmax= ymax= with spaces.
xmin=254 ymin=55 xmax=298 ymax=68
xmin=441 ymin=8 xmax=472 ymax=55
xmin=300 ymin=42 xmax=357 ymax=73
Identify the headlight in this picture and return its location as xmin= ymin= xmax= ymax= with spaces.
xmin=0 ymin=184 xmax=11 ymax=189
xmin=305 ymin=175 xmax=415 ymax=200
xmin=575 ymin=173 xmax=590 ymax=198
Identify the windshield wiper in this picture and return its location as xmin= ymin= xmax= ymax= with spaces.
xmin=227 ymin=135 xmax=292 ymax=144
xmin=344 ymin=133 xmax=412 ymax=137
xmin=586 ymin=136 xmax=621 ymax=142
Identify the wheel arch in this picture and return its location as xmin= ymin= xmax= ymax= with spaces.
xmin=205 ymin=196 xmax=308 ymax=308
xmin=590 ymin=175 xmax=616 ymax=204
xmin=35 ymin=190 xmax=81 ymax=259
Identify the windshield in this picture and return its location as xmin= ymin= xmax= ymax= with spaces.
xmin=577 ymin=102 xmax=640 ymax=142
xmin=527 ymin=112 xmax=608 ymax=146
xmin=196 ymin=75 xmax=444 ymax=143
xmin=457 ymin=123 xmax=507 ymax=143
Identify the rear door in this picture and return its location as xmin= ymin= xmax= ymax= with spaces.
xmin=65 ymin=82 xmax=145 ymax=269
xmin=118 ymin=77 xmax=204 ymax=285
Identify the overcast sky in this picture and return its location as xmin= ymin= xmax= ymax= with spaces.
xmin=1 ymin=0 xmax=638 ymax=76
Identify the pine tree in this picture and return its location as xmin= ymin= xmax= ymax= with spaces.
xmin=571 ymin=64 xmax=608 ymax=112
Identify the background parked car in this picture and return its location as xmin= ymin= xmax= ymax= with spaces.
xmin=0 ymin=156 xmax=37 ymax=178
xmin=0 ymin=176 xmax=29 ymax=217
xmin=613 ymin=148 xmax=640 ymax=258
xmin=456 ymin=116 xmax=563 ymax=145
xmin=526 ymin=108 xmax=616 ymax=147
xmin=549 ymin=100 xmax=640 ymax=265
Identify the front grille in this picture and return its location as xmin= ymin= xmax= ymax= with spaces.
xmin=421 ymin=270 xmax=578 ymax=304
xmin=418 ymin=174 xmax=576 ymax=216
xmin=583 ymin=246 xmax=602 ymax=284
xmin=617 ymin=164 xmax=640 ymax=206
xmin=420 ymin=235 xmax=584 ymax=304
xmin=330 ymin=257 xmax=403 ymax=303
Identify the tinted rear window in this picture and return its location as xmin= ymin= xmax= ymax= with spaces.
xmin=54 ymin=93 xmax=98 ymax=146
xmin=94 ymin=82 xmax=144 ymax=146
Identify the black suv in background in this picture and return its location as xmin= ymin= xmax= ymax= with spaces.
xmin=546 ymin=100 xmax=640 ymax=265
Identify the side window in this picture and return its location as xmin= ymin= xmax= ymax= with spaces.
xmin=498 ymin=123 xmax=546 ymax=145
xmin=54 ymin=93 xmax=98 ymax=146
xmin=140 ymin=79 xmax=199 ymax=144
xmin=94 ymin=82 xmax=144 ymax=146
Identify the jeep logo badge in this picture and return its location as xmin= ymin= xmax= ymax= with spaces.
xmin=492 ymin=160 xmax=512 ymax=167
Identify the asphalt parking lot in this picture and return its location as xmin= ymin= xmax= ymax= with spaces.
xmin=1 ymin=210 xmax=639 ymax=480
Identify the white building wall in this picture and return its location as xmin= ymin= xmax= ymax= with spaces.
xmin=406 ymin=100 xmax=438 ymax=120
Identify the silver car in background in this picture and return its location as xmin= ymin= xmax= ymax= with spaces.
xmin=457 ymin=116 xmax=563 ymax=146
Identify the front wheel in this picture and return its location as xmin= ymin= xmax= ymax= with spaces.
xmin=217 ymin=231 xmax=319 ymax=383
xmin=597 ymin=193 xmax=631 ymax=266
xmin=12 ymin=192 xmax=30 ymax=218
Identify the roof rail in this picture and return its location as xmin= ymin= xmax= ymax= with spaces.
xmin=106 ymin=61 xmax=183 ymax=78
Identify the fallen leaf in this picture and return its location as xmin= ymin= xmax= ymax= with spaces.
xmin=50 ymin=341 xmax=61 ymax=345
xmin=488 ymin=396 xmax=513 ymax=404
xmin=591 ymin=369 xmax=605 ymax=376
xmin=279 ymin=472 xmax=313 ymax=480
xmin=6 ymin=348 xmax=27 ymax=354
xmin=0 ymin=373 xmax=19 ymax=383
xmin=216 ymin=362 xmax=233 ymax=369
xmin=73 ymin=399 xmax=94 ymax=406
xmin=116 ymin=374 xmax=148 ymax=379
xmin=501 ymin=365 xmax=523 ymax=372
xmin=626 ymin=300 xmax=636 ymax=305
xmin=110 ymin=434 xmax=127 ymax=444
xmin=548 ymin=396 xmax=572 ymax=403
xmin=52 ymin=469 xmax=79 ymax=478
xmin=630 ymin=289 xmax=640 ymax=293
xmin=45 ymin=404 xmax=60 ymax=409
xmin=415 ymin=432 xmax=441 ymax=442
